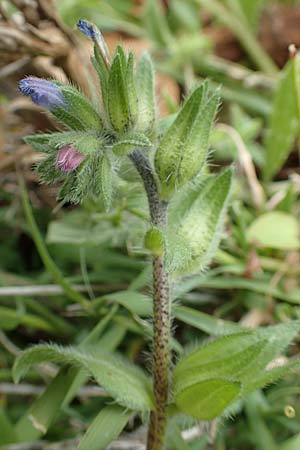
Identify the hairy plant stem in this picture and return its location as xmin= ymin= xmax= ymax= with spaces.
xmin=129 ymin=150 xmax=170 ymax=450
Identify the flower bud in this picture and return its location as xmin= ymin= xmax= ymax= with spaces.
xmin=56 ymin=145 xmax=85 ymax=173
xmin=77 ymin=19 xmax=111 ymax=68
xmin=19 ymin=77 xmax=67 ymax=111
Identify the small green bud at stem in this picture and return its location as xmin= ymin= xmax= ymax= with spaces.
xmin=145 ymin=228 xmax=165 ymax=257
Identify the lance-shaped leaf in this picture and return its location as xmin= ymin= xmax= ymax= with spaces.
xmin=77 ymin=405 xmax=131 ymax=450
xmin=108 ymin=52 xmax=130 ymax=132
xmin=61 ymin=86 xmax=103 ymax=130
xmin=167 ymin=167 xmax=233 ymax=276
xmin=136 ymin=52 xmax=156 ymax=132
xmin=13 ymin=344 xmax=154 ymax=412
xmin=155 ymin=82 xmax=219 ymax=198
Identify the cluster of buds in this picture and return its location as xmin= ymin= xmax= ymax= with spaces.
xmin=19 ymin=19 xmax=156 ymax=205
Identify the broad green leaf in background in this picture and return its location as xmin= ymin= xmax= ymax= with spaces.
xmin=0 ymin=306 xmax=55 ymax=332
xmin=173 ymin=305 xmax=242 ymax=335
xmin=264 ymin=60 xmax=299 ymax=180
xmin=77 ymin=405 xmax=131 ymax=450
xmin=229 ymin=0 xmax=267 ymax=30
xmin=144 ymin=0 xmax=173 ymax=47
xmin=13 ymin=344 xmax=154 ymax=412
xmin=97 ymin=290 xmax=152 ymax=316
xmin=279 ymin=434 xmax=300 ymax=450
xmin=15 ymin=367 xmax=79 ymax=440
xmin=0 ymin=408 xmax=17 ymax=445
xmin=247 ymin=211 xmax=300 ymax=250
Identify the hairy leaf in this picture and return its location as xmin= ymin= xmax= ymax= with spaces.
xmin=167 ymin=168 xmax=233 ymax=276
xmin=175 ymin=378 xmax=241 ymax=421
xmin=13 ymin=344 xmax=154 ymax=412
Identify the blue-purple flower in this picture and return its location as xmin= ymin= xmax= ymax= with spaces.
xmin=19 ymin=77 xmax=67 ymax=111
xmin=77 ymin=19 xmax=98 ymax=41
xmin=77 ymin=19 xmax=111 ymax=68
xmin=56 ymin=145 xmax=85 ymax=173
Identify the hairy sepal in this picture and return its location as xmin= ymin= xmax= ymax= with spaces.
xmin=136 ymin=52 xmax=156 ymax=133
xmin=61 ymin=86 xmax=103 ymax=130
xmin=108 ymin=52 xmax=130 ymax=133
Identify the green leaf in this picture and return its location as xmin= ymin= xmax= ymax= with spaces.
xmin=155 ymin=84 xmax=207 ymax=199
xmin=61 ymin=86 xmax=103 ymax=130
xmin=173 ymin=305 xmax=243 ymax=335
xmin=98 ymin=291 xmax=152 ymax=317
xmin=173 ymin=321 xmax=300 ymax=420
xmin=52 ymin=105 xmax=86 ymax=131
xmin=108 ymin=53 xmax=130 ymax=132
xmin=0 ymin=306 xmax=56 ymax=332
xmin=15 ymin=310 xmax=122 ymax=441
xmin=264 ymin=61 xmax=298 ymax=180
xmin=243 ymin=360 xmax=300 ymax=397
xmin=0 ymin=408 xmax=17 ymax=444
xmin=144 ymin=0 xmax=173 ymax=47
xmin=279 ymin=433 xmax=300 ymax=450
xmin=16 ymin=367 xmax=79 ymax=439
xmin=77 ymin=405 xmax=131 ymax=450
xmin=167 ymin=168 xmax=233 ymax=276
xmin=13 ymin=344 xmax=154 ymax=412
xmin=100 ymin=152 xmax=113 ymax=211
xmin=136 ymin=52 xmax=156 ymax=132
xmin=173 ymin=332 xmax=265 ymax=395
xmin=238 ymin=0 xmax=266 ymax=30
xmin=175 ymin=378 xmax=241 ymax=421
xmin=247 ymin=211 xmax=300 ymax=250
xmin=112 ymin=132 xmax=152 ymax=156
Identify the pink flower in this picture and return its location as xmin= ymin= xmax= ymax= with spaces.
xmin=56 ymin=145 xmax=85 ymax=173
